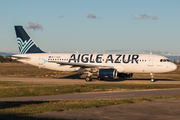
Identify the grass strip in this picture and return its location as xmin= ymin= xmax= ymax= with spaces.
xmin=1 ymin=82 xmax=180 ymax=98
xmin=0 ymin=95 xmax=180 ymax=116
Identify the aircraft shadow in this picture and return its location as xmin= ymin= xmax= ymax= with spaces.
xmin=128 ymin=78 xmax=177 ymax=81
xmin=101 ymin=78 xmax=177 ymax=82
xmin=56 ymin=73 xmax=177 ymax=82
xmin=57 ymin=73 xmax=85 ymax=79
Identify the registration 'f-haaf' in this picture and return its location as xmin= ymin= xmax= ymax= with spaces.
xmin=12 ymin=26 xmax=177 ymax=82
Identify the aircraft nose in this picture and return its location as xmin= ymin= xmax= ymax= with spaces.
xmin=170 ymin=63 xmax=177 ymax=71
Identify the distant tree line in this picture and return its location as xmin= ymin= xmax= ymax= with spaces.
xmin=0 ymin=55 xmax=17 ymax=63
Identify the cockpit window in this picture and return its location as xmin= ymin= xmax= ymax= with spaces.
xmin=160 ymin=59 xmax=170 ymax=62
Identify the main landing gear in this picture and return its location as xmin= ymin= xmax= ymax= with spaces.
xmin=85 ymin=76 xmax=92 ymax=82
xmin=150 ymin=73 xmax=155 ymax=82
xmin=85 ymin=72 xmax=92 ymax=82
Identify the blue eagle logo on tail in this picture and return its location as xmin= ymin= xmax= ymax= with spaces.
xmin=17 ymin=38 xmax=35 ymax=54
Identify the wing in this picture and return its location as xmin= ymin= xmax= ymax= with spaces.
xmin=48 ymin=61 xmax=113 ymax=69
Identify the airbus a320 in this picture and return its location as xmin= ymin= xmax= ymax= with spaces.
xmin=11 ymin=26 xmax=177 ymax=82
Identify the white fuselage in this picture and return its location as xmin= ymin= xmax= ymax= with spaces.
xmin=12 ymin=53 xmax=177 ymax=74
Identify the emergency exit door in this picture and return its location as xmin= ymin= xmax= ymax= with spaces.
xmin=148 ymin=56 xmax=154 ymax=66
xmin=38 ymin=55 xmax=44 ymax=65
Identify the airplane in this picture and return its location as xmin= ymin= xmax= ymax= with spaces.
xmin=11 ymin=26 xmax=177 ymax=82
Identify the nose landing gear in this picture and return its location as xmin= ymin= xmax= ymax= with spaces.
xmin=150 ymin=73 xmax=155 ymax=82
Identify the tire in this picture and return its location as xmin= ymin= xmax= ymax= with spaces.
xmin=85 ymin=76 xmax=92 ymax=82
xmin=151 ymin=79 xmax=155 ymax=82
xmin=98 ymin=77 xmax=104 ymax=81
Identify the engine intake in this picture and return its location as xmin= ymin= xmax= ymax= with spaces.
xmin=98 ymin=68 xmax=117 ymax=79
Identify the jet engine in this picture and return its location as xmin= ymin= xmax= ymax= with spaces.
xmin=117 ymin=73 xmax=133 ymax=78
xmin=98 ymin=68 xmax=117 ymax=79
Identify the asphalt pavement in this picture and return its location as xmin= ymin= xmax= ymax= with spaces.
xmin=30 ymin=98 xmax=180 ymax=120
xmin=0 ymin=88 xmax=180 ymax=102
xmin=0 ymin=77 xmax=180 ymax=85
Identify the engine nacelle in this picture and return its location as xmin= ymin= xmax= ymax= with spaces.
xmin=117 ymin=73 xmax=133 ymax=78
xmin=98 ymin=68 xmax=117 ymax=79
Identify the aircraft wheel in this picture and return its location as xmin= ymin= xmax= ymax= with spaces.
xmin=150 ymin=73 xmax=155 ymax=82
xmin=151 ymin=78 xmax=155 ymax=82
xmin=85 ymin=76 xmax=92 ymax=82
xmin=98 ymin=77 xmax=104 ymax=81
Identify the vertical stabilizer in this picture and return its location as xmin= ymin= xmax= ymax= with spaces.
xmin=14 ymin=26 xmax=44 ymax=54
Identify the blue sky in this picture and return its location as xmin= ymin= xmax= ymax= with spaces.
xmin=0 ymin=0 xmax=180 ymax=56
